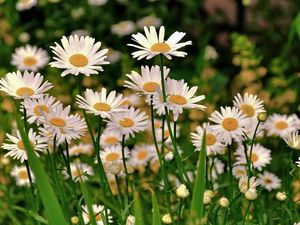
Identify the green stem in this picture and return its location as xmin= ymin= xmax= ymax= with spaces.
xmin=242 ymin=201 xmax=251 ymax=225
xmin=227 ymin=145 xmax=233 ymax=198
xmin=121 ymin=135 xmax=130 ymax=202
xmin=177 ymin=199 xmax=183 ymax=225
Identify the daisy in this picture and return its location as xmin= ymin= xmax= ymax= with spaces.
xmin=64 ymin=162 xmax=93 ymax=182
xmin=11 ymin=45 xmax=49 ymax=72
xmin=296 ymin=157 xmax=300 ymax=168
xmin=209 ymin=106 xmax=249 ymax=145
xmin=106 ymin=48 xmax=121 ymax=64
xmin=69 ymin=143 xmax=93 ymax=156
xmin=88 ymin=0 xmax=107 ymax=6
xmin=258 ymin=171 xmax=281 ymax=191
xmin=129 ymin=144 xmax=156 ymax=168
xmin=233 ymin=92 xmax=265 ymax=120
xmin=2 ymin=128 xmax=48 ymax=163
xmin=155 ymin=120 xmax=180 ymax=144
xmin=284 ymin=131 xmax=300 ymax=150
xmin=128 ymin=26 xmax=192 ymax=60
xmin=234 ymin=143 xmax=271 ymax=171
xmin=232 ymin=165 xmax=247 ymax=179
xmin=207 ymin=158 xmax=225 ymax=181
xmin=50 ymin=35 xmax=109 ymax=76
xmin=23 ymin=95 xmax=62 ymax=124
xmin=124 ymin=65 xmax=170 ymax=95
xmin=39 ymin=104 xmax=87 ymax=144
xmin=120 ymin=94 xmax=141 ymax=107
xmin=137 ymin=15 xmax=162 ymax=29
xmin=106 ymin=107 xmax=148 ymax=138
xmin=16 ymin=0 xmax=37 ymax=11
xmin=10 ymin=165 xmax=35 ymax=186
xmin=100 ymin=130 xmax=123 ymax=148
xmin=264 ymin=114 xmax=298 ymax=138
xmin=0 ymin=71 xmax=53 ymax=99
xmin=76 ymin=88 xmax=124 ymax=119
xmin=238 ymin=176 xmax=259 ymax=193
xmin=111 ymin=21 xmax=136 ymax=37
xmin=100 ymin=144 xmax=130 ymax=165
xmin=82 ymin=204 xmax=113 ymax=225
xmin=191 ymin=123 xmax=226 ymax=156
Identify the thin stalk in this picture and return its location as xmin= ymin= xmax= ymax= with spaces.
xmin=121 ymin=135 xmax=130 ymax=201
xmin=214 ymin=206 xmax=220 ymax=225
xmin=227 ymin=145 xmax=233 ymax=198
xmin=115 ymin=175 xmax=124 ymax=208
xmin=242 ymin=201 xmax=251 ymax=225
xmin=177 ymin=199 xmax=183 ymax=224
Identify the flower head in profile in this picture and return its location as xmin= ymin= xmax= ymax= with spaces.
xmin=16 ymin=0 xmax=37 ymax=11
xmin=0 ymin=71 xmax=52 ymax=99
xmin=128 ymin=26 xmax=192 ymax=60
xmin=11 ymin=165 xmax=35 ymax=186
xmin=63 ymin=162 xmax=93 ymax=182
xmin=284 ymin=131 xmax=300 ymax=150
xmin=11 ymin=45 xmax=49 ymax=72
xmin=50 ymin=35 xmax=109 ymax=76
xmin=81 ymin=204 xmax=113 ymax=225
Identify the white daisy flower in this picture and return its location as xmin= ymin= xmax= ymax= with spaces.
xmin=16 ymin=0 xmax=37 ymax=11
xmin=120 ymin=94 xmax=142 ymax=107
xmin=264 ymin=114 xmax=298 ymax=138
xmin=39 ymin=104 xmax=87 ymax=144
xmin=10 ymin=165 xmax=35 ymax=187
xmin=234 ymin=143 xmax=271 ymax=171
xmin=258 ymin=171 xmax=281 ymax=191
xmin=23 ymin=95 xmax=62 ymax=124
xmin=69 ymin=143 xmax=93 ymax=156
xmin=232 ymin=165 xmax=247 ymax=179
xmin=191 ymin=123 xmax=226 ymax=156
xmin=128 ymin=26 xmax=192 ymax=60
xmin=243 ymin=120 xmax=264 ymax=140
xmin=106 ymin=48 xmax=121 ymax=64
xmin=284 ymin=131 xmax=300 ymax=150
xmin=233 ymin=92 xmax=265 ymax=120
xmin=155 ymin=120 xmax=179 ymax=144
xmin=238 ymin=176 xmax=259 ymax=193
xmin=124 ymin=65 xmax=170 ymax=95
xmin=0 ymin=71 xmax=53 ymax=99
xmin=207 ymin=158 xmax=225 ymax=181
xmin=76 ymin=88 xmax=124 ymax=119
xmin=100 ymin=130 xmax=123 ymax=148
xmin=82 ymin=204 xmax=113 ymax=225
xmin=209 ymin=106 xmax=249 ymax=145
xmin=2 ymin=128 xmax=48 ymax=163
xmin=50 ymin=35 xmax=109 ymax=77
xmin=111 ymin=20 xmax=136 ymax=37
xmin=106 ymin=107 xmax=148 ymax=138
xmin=11 ymin=45 xmax=49 ymax=72
xmin=100 ymin=144 xmax=130 ymax=163
xmin=129 ymin=144 xmax=156 ymax=168
xmin=88 ymin=0 xmax=107 ymax=6
xmin=64 ymin=162 xmax=93 ymax=182
xmin=137 ymin=15 xmax=162 ymax=29
xmin=296 ymin=157 xmax=300 ymax=168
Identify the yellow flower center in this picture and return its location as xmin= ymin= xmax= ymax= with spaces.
xmin=120 ymin=99 xmax=131 ymax=107
xmin=264 ymin=178 xmax=272 ymax=184
xmin=119 ymin=117 xmax=134 ymax=127
xmin=137 ymin=150 xmax=148 ymax=160
xmin=105 ymin=152 xmax=120 ymax=161
xmin=206 ymin=133 xmax=217 ymax=146
xmin=69 ymin=54 xmax=88 ymax=67
xmin=16 ymin=87 xmax=35 ymax=97
xmin=222 ymin=117 xmax=238 ymax=131
xmin=23 ymin=56 xmax=37 ymax=67
xmin=164 ymin=130 xmax=170 ymax=138
xmin=17 ymin=140 xmax=34 ymax=150
xmin=73 ymin=169 xmax=83 ymax=178
xmin=33 ymin=104 xmax=49 ymax=116
xmin=95 ymin=214 xmax=102 ymax=221
xmin=150 ymin=42 xmax=171 ymax=53
xmin=18 ymin=170 xmax=29 ymax=180
xmin=169 ymin=95 xmax=187 ymax=105
xmin=154 ymin=121 xmax=161 ymax=129
xmin=104 ymin=136 xmax=118 ymax=145
xmin=240 ymin=104 xmax=255 ymax=117
xmin=93 ymin=102 xmax=111 ymax=112
xmin=143 ymin=82 xmax=160 ymax=92
xmin=275 ymin=121 xmax=288 ymax=130
xmin=249 ymin=153 xmax=259 ymax=163
xmin=50 ymin=117 xmax=66 ymax=127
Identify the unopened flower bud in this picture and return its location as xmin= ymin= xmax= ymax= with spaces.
xmin=276 ymin=192 xmax=287 ymax=201
xmin=126 ymin=215 xmax=135 ymax=225
xmin=205 ymin=189 xmax=214 ymax=198
xmin=175 ymin=184 xmax=190 ymax=199
xmin=203 ymin=192 xmax=212 ymax=205
xmin=162 ymin=214 xmax=172 ymax=224
xmin=245 ymin=188 xmax=257 ymax=200
xmin=164 ymin=152 xmax=174 ymax=161
xmin=71 ymin=216 xmax=79 ymax=224
xmin=257 ymin=112 xmax=267 ymax=122
xmin=219 ymin=197 xmax=229 ymax=208
xmin=104 ymin=161 xmax=122 ymax=175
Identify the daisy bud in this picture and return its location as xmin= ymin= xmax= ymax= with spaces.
xmin=219 ymin=197 xmax=230 ymax=208
xmin=245 ymin=188 xmax=257 ymax=201
xmin=276 ymin=191 xmax=287 ymax=201
xmin=176 ymin=184 xmax=190 ymax=199
xmin=205 ymin=190 xmax=215 ymax=198
xmin=257 ymin=112 xmax=267 ymax=122
xmin=203 ymin=192 xmax=212 ymax=205
xmin=126 ymin=215 xmax=135 ymax=225
xmin=104 ymin=161 xmax=122 ymax=175
xmin=164 ymin=152 xmax=174 ymax=161
xmin=162 ymin=214 xmax=172 ymax=224
xmin=71 ymin=216 xmax=79 ymax=224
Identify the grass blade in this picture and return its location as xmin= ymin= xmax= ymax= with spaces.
xmin=190 ymin=131 xmax=206 ymax=223
xmin=134 ymin=192 xmax=145 ymax=225
xmin=79 ymin=180 xmax=97 ymax=225
xmin=151 ymin=191 xmax=162 ymax=225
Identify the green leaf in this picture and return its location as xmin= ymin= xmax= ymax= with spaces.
xmin=14 ymin=105 xmax=68 ymax=225
xmin=189 ymin=131 xmax=206 ymax=223
xmin=79 ymin=180 xmax=97 ymax=225
xmin=151 ymin=192 xmax=162 ymax=225
xmin=12 ymin=206 xmax=48 ymax=224
xmin=134 ymin=192 xmax=145 ymax=225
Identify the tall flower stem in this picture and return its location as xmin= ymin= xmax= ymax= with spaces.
xmin=158 ymin=54 xmax=191 ymax=188
xmin=150 ymin=96 xmax=172 ymax=215
xmin=121 ymin=135 xmax=130 ymax=202
xmin=242 ymin=201 xmax=251 ymax=225
xmin=227 ymin=144 xmax=233 ymax=198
